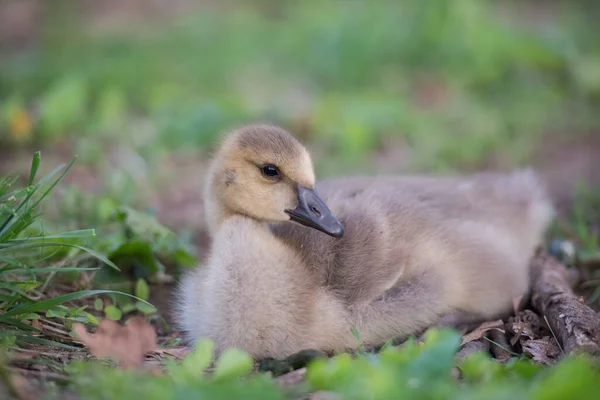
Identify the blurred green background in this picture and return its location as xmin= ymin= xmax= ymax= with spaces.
xmin=1 ymin=0 xmax=599 ymax=240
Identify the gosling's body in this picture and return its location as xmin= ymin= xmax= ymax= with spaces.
xmin=175 ymin=125 xmax=553 ymax=359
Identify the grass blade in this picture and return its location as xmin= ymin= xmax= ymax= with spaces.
xmin=31 ymin=156 xmax=77 ymax=210
xmin=6 ymin=229 xmax=97 ymax=242
xmin=16 ymin=334 xmax=81 ymax=350
xmin=28 ymin=151 xmax=41 ymax=186
xmin=1 ymin=267 xmax=100 ymax=274
xmin=2 ymin=289 xmax=152 ymax=317
xmin=0 ymin=316 xmax=41 ymax=332
xmin=0 ymin=242 xmax=120 ymax=271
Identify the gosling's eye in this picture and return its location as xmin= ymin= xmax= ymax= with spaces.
xmin=261 ymin=164 xmax=280 ymax=179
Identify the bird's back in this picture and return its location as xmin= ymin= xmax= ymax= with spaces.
xmin=269 ymin=169 xmax=553 ymax=316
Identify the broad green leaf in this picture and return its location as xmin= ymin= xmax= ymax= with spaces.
xmin=108 ymin=240 xmax=159 ymax=275
xmin=213 ymin=348 xmax=254 ymax=380
xmin=83 ymin=312 xmax=100 ymax=326
xmin=120 ymin=301 xmax=137 ymax=314
xmin=135 ymin=301 xmax=157 ymax=315
xmin=46 ymin=309 xmax=68 ymax=319
xmin=172 ymin=338 xmax=215 ymax=381
xmin=135 ymin=278 xmax=150 ymax=301
xmin=94 ymin=298 xmax=103 ymax=311
xmin=104 ymin=305 xmax=122 ymax=321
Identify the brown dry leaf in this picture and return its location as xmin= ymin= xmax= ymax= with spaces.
xmin=73 ymin=317 xmax=157 ymax=369
xmin=522 ymin=336 xmax=561 ymax=365
xmin=461 ymin=320 xmax=504 ymax=346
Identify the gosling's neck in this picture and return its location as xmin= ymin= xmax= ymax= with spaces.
xmin=204 ymin=170 xmax=232 ymax=236
xmin=204 ymin=167 xmax=267 ymax=236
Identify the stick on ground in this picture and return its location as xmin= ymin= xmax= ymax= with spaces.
xmin=530 ymin=251 xmax=600 ymax=356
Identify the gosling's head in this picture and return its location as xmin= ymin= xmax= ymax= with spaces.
xmin=207 ymin=124 xmax=344 ymax=238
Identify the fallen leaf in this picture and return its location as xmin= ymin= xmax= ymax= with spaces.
xmin=73 ymin=317 xmax=157 ymax=369
xmin=461 ymin=320 xmax=504 ymax=346
xmin=522 ymin=336 xmax=561 ymax=365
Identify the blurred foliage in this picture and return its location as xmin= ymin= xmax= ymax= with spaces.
xmin=1 ymin=0 xmax=599 ymax=175
xmin=64 ymin=328 xmax=600 ymax=400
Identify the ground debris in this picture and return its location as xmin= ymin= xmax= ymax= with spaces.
xmin=73 ymin=317 xmax=157 ymax=369
xmin=461 ymin=319 xmax=504 ymax=346
xmin=521 ymin=336 xmax=562 ymax=365
xmin=507 ymin=309 xmax=542 ymax=347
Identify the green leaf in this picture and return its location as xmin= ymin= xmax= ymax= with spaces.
xmin=171 ymin=338 xmax=215 ymax=381
xmin=135 ymin=278 xmax=150 ymax=301
xmin=135 ymin=301 xmax=157 ymax=315
xmin=104 ymin=305 xmax=122 ymax=321
xmin=94 ymin=298 xmax=103 ymax=311
xmin=213 ymin=348 xmax=254 ymax=380
xmin=108 ymin=240 xmax=159 ymax=276
xmin=14 ymin=280 xmax=41 ymax=291
xmin=0 ymin=282 xmax=34 ymax=298
xmin=83 ymin=312 xmax=100 ymax=325
xmin=120 ymin=301 xmax=137 ymax=314
xmin=21 ymin=313 xmax=40 ymax=320
xmin=46 ymin=309 xmax=68 ymax=319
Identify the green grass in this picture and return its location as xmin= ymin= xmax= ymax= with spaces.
xmin=61 ymin=328 xmax=600 ymax=400
xmin=0 ymin=153 xmax=193 ymax=346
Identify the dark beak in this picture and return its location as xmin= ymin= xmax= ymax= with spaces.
xmin=285 ymin=185 xmax=344 ymax=238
